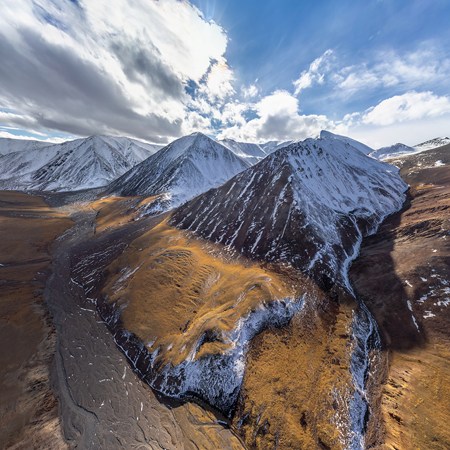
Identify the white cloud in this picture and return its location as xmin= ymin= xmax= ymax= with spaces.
xmin=0 ymin=0 xmax=230 ymax=141
xmin=0 ymin=129 xmax=66 ymax=143
xmin=362 ymin=91 xmax=450 ymax=126
xmin=198 ymin=57 xmax=235 ymax=101
xmin=334 ymin=91 xmax=450 ymax=147
xmin=334 ymin=47 xmax=450 ymax=95
xmin=218 ymin=90 xmax=332 ymax=142
xmin=293 ymin=49 xmax=334 ymax=95
xmin=241 ymin=84 xmax=259 ymax=99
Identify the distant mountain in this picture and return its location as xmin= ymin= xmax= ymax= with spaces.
xmin=369 ymin=137 xmax=450 ymax=161
xmin=220 ymin=138 xmax=294 ymax=165
xmin=108 ymin=132 xmax=250 ymax=211
xmin=0 ymin=135 xmax=161 ymax=191
xmin=260 ymin=140 xmax=295 ymax=154
xmin=414 ymin=137 xmax=450 ymax=152
xmin=370 ymin=143 xmax=416 ymax=160
xmin=171 ymin=131 xmax=407 ymax=288
xmin=219 ymin=139 xmax=267 ymax=165
xmin=0 ymin=137 xmax=54 ymax=155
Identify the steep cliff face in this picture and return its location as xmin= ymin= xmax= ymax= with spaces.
xmin=350 ymin=143 xmax=450 ymax=449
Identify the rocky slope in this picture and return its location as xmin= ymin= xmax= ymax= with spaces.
xmin=172 ymin=131 xmax=407 ymax=288
xmin=350 ymin=143 xmax=450 ymax=449
xmin=107 ymin=132 xmax=250 ymax=210
xmin=0 ymin=135 xmax=160 ymax=191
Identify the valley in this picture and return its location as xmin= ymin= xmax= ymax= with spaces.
xmin=0 ymin=133 xmax=448 ymax=450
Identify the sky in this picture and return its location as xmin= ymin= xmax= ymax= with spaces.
xmin=0 ymin=0 xmax=449 ymax=147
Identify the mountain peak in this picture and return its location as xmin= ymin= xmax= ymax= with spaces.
xmin=107 ymin=132 xmax=249 ymax=209
xmin=171 ymin=133 xmax=407 ymax=286
xmin=317 ymin=130 xmax=374 ymax=155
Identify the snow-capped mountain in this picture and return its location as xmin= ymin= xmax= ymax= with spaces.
xmin=107 ymin=132 xmax=250 ymax=210
xmin=414 ymin=137 xmax=450 ymax=152
xmin=0 ymin=137 xmax=54 ymax=155
xmin=319 ymin=130 xmax=374 ymax=155
xmin=171 ymin=131 xmax=407 ymax=287
xmin=369 ymin=137 xmax=450 ymax=161
xmin=260 ymin=140 xmax=294 ymax=154
xmin=370 ymin=143 xmax=416 ymax=160
xmin=219 ymin=139 xmax=268 ymax=165
xmin=0 ymin=135 xmax=161 ymax=191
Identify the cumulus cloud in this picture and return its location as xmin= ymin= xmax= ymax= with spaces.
xmin=362 ymin=91 xmax=450 ymax=126
xmin=218 ymin=90 xmax=332 ymax=142
xmin=0 ymin=0 xmax=229 ymax=142
xmin=198 ymin=57 xmax=235 ymax=101
xmin=293 ymin=49 xmax=334 ymax=95
xmin=334 ymin=91 xmax=450 ymax=147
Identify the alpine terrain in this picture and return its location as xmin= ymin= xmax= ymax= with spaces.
xmin=0 ymin=135 xmax=161 ymax=191
xmin=1 ymin=130 xmax=448 ymax=450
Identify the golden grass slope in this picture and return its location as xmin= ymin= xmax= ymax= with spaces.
xmin=102 ymin=218 xmax=303 ymax=367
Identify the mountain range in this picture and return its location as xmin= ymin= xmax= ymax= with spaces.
xmin=1 ymin=127 xmax=449 ymax=450
xmin=0 ymin=135 xmax=161 ymax=191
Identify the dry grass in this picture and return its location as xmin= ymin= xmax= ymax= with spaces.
xmin=100 ymin=216 xmax=358 ymax=449
xmin=89 ymin=195 xmax=159 ymax=233
xmin=102 ymin=219 xmax=302 ymax=366
xmin=234 ymin=293 xmax=356 ymax=450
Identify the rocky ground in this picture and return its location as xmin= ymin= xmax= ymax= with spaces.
xmin=0 ymin=191 xmax=71 ymax=449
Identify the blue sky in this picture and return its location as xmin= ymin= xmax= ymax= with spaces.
xmin=0 ymin=0 xmax=449 ymax=147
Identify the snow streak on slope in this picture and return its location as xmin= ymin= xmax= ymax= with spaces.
xmin=0 ymin=135 xmax=160 ymax=191
xmin=108 ymin=132 xmax=250 ymax=210
xmin=172 ymin=131 xmax=407 ymax=287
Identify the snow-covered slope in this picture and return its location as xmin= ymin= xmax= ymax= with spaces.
xmin=220 ymin=139 xmax=268 ymax=165
xmin=220 ymin=138 xmax=295 ymax=164
xmin=414 ymin=137 xmax=450 ymax=152
xmin=320 ymin=130 xmax=374 ymax=155
xmin=370 ymin=137 xmax=450 ymax=161
xmin=107 ymin=132 xmax=250 ymax=210
xmin=370 ymin=143 xmax=416 ymax=160
xmin=0 ymin=137 xmax=54 ymax=155
xmin=172 ymin=131 xmax=407 ymax=287
xmin=260 ymin=140 xmax=294 ymax=154
xmin=0 ymin=135 xmax=160 ymax=191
